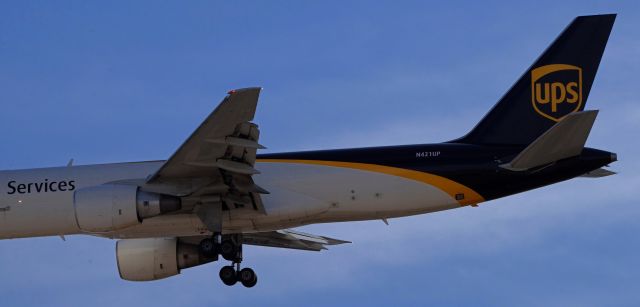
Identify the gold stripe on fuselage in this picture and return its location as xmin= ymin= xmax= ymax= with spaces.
xmin=256 ymin=159 xmax=484 ymax=206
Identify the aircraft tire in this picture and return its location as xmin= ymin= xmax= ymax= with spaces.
xmin=239 ymin=268 xmax=257 ymax=288
xmin=220 ymin=240 xmax=238 ymax=261
xmin=219 ymin=266 xmax=237 ymax=286
xmin=199 ymin=238 xmax=217 ymax=258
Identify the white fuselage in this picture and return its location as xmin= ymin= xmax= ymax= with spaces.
xmin=0 ymin=161 xmax=462 ymax=240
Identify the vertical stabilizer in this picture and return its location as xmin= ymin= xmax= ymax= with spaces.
xmin=455 ymin=14 xmax=615 ymax=145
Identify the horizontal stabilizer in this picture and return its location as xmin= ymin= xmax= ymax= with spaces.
xmin=581 ymin=168 xmax=616 ymax=178
xmin=501 ymin=110 xmax=598 ymax=171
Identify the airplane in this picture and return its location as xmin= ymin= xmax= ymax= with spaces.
xmin=0 ymin=14 xmax=617 ymax=288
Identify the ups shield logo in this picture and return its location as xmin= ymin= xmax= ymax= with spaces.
xmin=531 ymin=64 xmax=583 ymax=121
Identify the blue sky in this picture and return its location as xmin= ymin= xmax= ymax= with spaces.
xmin=1 ymin=1 xmax=639 ymax=306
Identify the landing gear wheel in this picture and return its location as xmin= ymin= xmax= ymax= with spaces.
xmin=199 ymin=238 xmax=217 ymax=258
xmin=239 ymin=268 xmax=258 ymax=288
xmin=219 ymin=266 xmax=237 ymax=286
xmin=220 ymin=239 xmax=238 ymax=261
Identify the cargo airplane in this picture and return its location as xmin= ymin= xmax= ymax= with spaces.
xmin=0 ymin=14 xmax=617 ymax=287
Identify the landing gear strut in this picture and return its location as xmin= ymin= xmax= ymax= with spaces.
xmin=219 ymin=236 xmax=258 ymax=288
xmin=198 ymin=234 xmax=258 ymax=288
xmin=196 ymin=203 xmax=257 ymax=287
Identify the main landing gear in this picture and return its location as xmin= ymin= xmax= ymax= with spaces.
xmin=198 ymin=233 xmax=258 ymax=288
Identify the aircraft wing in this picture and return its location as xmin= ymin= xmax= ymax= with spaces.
xmin=148 ymin=87 xmax=264 ymax=182
xmin=241 ymin=229 xmax=351 ymax=251
xmin=146 ymin=87 xmax=268 ymax=223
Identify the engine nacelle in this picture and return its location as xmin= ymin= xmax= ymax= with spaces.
xmin=74 ymin=184 xmax=181 ymax=232
xmin=116 ymin=238 xmax=210 ymax=281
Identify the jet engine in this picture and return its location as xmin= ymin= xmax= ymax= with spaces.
xmin=116 ymin=238 xmax=212 ymax=281
xmin=74 ymin=184 xmax=181 ymax=232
